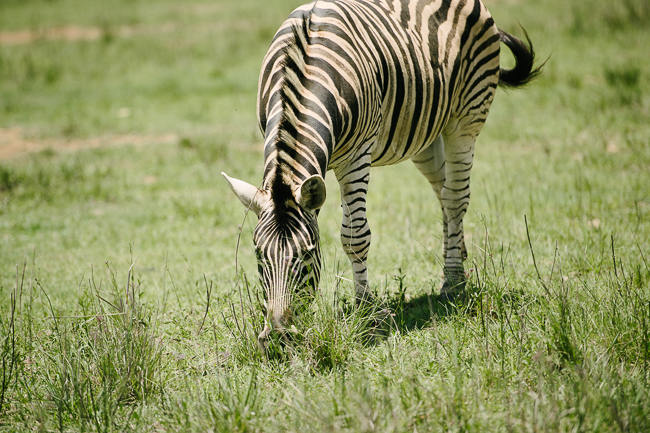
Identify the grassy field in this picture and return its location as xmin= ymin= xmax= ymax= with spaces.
xmin=1 ymin=0 xmax=649 ymax=431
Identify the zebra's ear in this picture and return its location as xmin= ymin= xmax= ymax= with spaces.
xmin=297 ymin=175 xmax=326 ymax=211
xmin=221 ymin=172 xmax=266 ymax=216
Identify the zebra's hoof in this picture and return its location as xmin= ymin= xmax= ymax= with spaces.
xmin=354 ymin=289 xmax=376 ymax=308
xmin=440 ymin=276 xmax=466 ymax=300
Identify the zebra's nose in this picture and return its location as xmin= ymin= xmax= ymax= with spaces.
xmin=257 ymin=313 xmax=298 ymax=352
xmin=270 ymin=308 xmax=291 ymax=331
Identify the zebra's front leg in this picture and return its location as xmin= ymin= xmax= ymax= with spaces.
xmin=336 ymin=160 xmax=372 ymax=301
xmin=440 ymin=133 xmax=475 ymax=295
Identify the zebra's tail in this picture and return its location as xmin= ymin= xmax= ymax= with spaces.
xmin=498 ymin=27 xmax=544 ymax=88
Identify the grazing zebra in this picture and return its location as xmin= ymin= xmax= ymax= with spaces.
xmin=223 ymin=0 xmax=541 ymax=345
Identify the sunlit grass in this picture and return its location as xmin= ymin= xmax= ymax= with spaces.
xmin=1 ymin=0 xmax=649 ymax=431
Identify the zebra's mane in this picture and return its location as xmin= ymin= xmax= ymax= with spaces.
xmin=270 ymin=17 xmax=311 ymax=215
xmin=268 ymin=170 xmax=293 ymax=227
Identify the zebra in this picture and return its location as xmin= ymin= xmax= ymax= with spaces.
xmin=222 ymin=0 xmax=541 ymax=346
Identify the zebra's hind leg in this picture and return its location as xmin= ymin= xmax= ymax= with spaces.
xmin=438 ymin=129 xmax=477 ymax=296
xmin=411 ymin=136 xmax=451 ymax=286
xmin=336 ymin=157 xmax=372 ymax=302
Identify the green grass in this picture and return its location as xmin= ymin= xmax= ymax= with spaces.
xmin=1 ymin=0 xmax=649 ymax=431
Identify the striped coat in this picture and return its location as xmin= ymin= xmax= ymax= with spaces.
xmin=223 ymin=0 xmax=540 ymax=346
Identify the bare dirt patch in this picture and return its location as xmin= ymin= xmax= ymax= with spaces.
xmin=0 ymin=127 xmax=178 ymax=160
xmin=0 ymin=23 xmax=175 ymax=45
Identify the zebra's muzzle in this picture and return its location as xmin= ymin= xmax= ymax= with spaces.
xmin=257 ymin=319 xmax=299 ymax=352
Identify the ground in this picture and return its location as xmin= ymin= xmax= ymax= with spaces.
xmin=0 ymin=0 xmax=649 ymax=432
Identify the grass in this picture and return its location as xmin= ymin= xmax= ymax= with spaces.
xmin=1 ymin=0 xmax=649 ymax=431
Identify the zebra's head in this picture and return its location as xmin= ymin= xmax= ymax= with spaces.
xmin=222 ymin=171 xmax=326 ymax=347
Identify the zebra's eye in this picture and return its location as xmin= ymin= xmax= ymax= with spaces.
xmin=301 ymin=249 xmax=317 ymax=262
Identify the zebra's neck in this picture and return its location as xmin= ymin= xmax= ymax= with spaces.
xmin=261 ymin=80 xmax=338 ymax=191
xmin=259 ymin=16 xmax=347 ymax=191
xmin=261 ymin=117 xmax=332 ymax=191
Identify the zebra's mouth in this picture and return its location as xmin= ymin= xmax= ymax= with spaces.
xmin=257 ymin=323 xmax=299 ymax=352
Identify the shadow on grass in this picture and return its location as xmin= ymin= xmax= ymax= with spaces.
xmin=379 ymin=286 xmax=476 ymax=334
xmin=397 ymin=292 xmax=453 ymax=330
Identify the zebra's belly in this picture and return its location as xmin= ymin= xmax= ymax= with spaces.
xmin=369 ymin=106 xmax=448 ymax=167
xmin=369 ymin=135 xmax=438 ymax=167
xmin=368 ymin=62 xmax=451 ymax=166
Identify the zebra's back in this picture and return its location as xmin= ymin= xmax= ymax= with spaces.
xmin=257 ymin=0 xmax=501 ymax=173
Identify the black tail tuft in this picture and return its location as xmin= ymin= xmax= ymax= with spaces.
xmin=498 ymin=27 xmax=544 ymax=88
